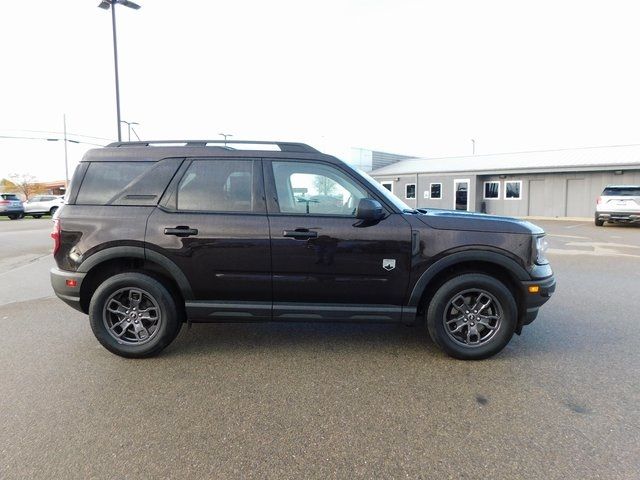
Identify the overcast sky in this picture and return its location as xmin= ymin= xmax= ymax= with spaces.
xmin=2 ymin=0 xmax=640 ymax=181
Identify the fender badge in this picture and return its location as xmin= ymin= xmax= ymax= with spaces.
xmin=383 ymin=259 xmax=396 ymax=271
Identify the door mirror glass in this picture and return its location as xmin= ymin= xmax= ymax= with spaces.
xmin=356 ymin=198 xmax=384 ymax=221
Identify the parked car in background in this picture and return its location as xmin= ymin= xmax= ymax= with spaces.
xmin=595 ymin=185 xmax=640 ymax=226
xmin=0 ymin=193 xmax=24 ymax=220
xmin=24 ymin=195 xmax=64 ymax=218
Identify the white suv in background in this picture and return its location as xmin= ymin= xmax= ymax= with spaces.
xmin=595 ymin=185 xmax=640 ymax=226
xmin=23 ymin=195 xmax=64 ymax=218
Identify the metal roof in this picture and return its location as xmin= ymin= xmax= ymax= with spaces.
xmin=371 ymin=144 xmax=640 ymax=176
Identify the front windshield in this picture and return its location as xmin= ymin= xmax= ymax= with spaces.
xmin=352 ymin=167 xmax=413 ymax=212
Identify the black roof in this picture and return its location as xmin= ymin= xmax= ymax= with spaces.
xmin=83 ymin=140 xmax=337 ymax=163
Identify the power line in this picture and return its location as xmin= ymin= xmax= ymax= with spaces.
xmin=0 ymin=129 xmax=114 ymax=142
xmin=0 ymin=134 xmax=105 ymax=147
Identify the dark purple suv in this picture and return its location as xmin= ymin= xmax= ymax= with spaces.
xmin=50 ymin=140 xmax=555 ymax=359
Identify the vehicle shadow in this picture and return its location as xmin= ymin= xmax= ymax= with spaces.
xmin=165 ymin=321 xmax=442 ymax=358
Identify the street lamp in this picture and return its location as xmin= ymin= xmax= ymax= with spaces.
xmin=98 ymin=0 xmax=141 ymax=142
xmin=120 ymin=120 xmax=139 ymax=141
xmin=471 ymin=138 xmax=476 ymax=155
xmin=219 ymin=133 xmax=233 ymax=146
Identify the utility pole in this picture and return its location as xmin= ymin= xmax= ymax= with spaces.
xmin=63 ymin=114 xmax=69 ymax=188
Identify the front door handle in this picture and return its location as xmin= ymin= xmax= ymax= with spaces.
xmin=283 ymin=229 xmax=318 ymax=239
xmin=164 ymin=226 xmax=199 ymax=237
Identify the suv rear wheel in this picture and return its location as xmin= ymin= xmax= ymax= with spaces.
xmin=88 ymin=272 xmax=182 ymax=358
xmin=426 ymin=273 xmax=517 ymax=360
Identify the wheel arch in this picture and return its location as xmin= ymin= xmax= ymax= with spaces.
xmin=77 ymin=247 xmax=193 ymax=314
xmin=409 ymin=250 xmax=528 ymax=320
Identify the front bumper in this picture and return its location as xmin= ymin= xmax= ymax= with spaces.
xmin=50 ymin=267 xmax=86 ymax=313
xmin=518 ymin=274 xmax=556 ymax=329
xmin=596 ymin=211 xmax=640 ymax=222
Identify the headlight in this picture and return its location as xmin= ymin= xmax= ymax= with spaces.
xmin=533 ymin=235 xmax=549 ymax=265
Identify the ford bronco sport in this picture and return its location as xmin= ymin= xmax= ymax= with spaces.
xmin=50 ymin=140 xmax=555 ymax=360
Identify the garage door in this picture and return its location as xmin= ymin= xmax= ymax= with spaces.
xmin=566 ymin=179 xmax=590 ymax=217
xmin=528 ymin=180 xmax=545 ymax=216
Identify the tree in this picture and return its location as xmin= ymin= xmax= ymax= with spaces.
xmin=8 ymin=173 xmax=44 ymax=200
xmin=313 ymin=176 xmax=338 ymax=196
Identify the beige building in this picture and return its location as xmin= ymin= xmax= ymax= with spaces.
xmin=370 ymin=144 xmax=640 ymax=218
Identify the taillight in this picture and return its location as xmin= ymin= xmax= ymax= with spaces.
xmin=596 ymin=196 xmax=602 ymax=205
xmin=51 ymin=219 xmax=61 ymax=255
xmin=0 ymin=200 xmax=9 ymax=205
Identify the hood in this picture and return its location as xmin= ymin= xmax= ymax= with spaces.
xmin=415 ymin=209 xmax=544 ymax=235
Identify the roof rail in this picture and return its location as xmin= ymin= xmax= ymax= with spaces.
xmin=105 ymin=140 xmax=319 ymax=153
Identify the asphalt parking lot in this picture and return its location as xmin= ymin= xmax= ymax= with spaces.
xmin=1 ymin=217 xmax=639 ymax=479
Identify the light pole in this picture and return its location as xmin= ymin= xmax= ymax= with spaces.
xmin=219 ymin=133 xmax=233 ymax=146
xmin=471 ymin=138 xmax=476 ymax=155
xmin=120 ymin=120 xmax=139 ymax=141
xmin=98 ymin=0 xmax=141 ymax=142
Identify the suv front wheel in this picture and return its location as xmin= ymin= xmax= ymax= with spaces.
xmin=426 ymin=273 xmax=517 ymax=360
xmin=89 ymin=272 xmax=182 ymax=358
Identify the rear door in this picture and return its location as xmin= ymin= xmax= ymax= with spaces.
xmin=145 ymin=158 xmax=271 ymax=320
xmin=264 ymin=158 xmax=412 ymax=322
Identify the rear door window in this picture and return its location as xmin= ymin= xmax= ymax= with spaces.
xmin=176 ymin=160 xmax=255 ymax=212
xmin=76 ymin=162 xmax=152 ymax=205
xmin=602 ymin=186 xmax=640 ymax=196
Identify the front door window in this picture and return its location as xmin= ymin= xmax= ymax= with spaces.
xmin=272 ymin=161 xmax=366 ymax=216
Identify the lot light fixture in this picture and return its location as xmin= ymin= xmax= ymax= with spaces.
xmin=98 ymin=0 xmax=142 ymax=142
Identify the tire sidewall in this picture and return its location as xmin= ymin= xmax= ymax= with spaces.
xmin=89 ymin=272 xmax=180 ymax=358
xmin=427 ymin=273 xmax=517 ymax=360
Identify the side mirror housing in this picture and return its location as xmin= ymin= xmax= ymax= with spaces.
xmin=356 ymin=198 xmax=384 ymax=221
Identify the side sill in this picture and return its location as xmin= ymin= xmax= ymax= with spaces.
xmin=185 ymin=301 xmax=415 ymax=324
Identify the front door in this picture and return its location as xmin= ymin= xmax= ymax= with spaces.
xmin=264 ymin=159 xmax=412 ymax=322
xmin=454 ymin=179 xmax=470 ymax=211
xmin=145 ymin=158 xmax=271 ymax=320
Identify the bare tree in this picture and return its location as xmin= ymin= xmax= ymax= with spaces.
xmin=8 ymin=174 xmax=44 ymax=200
xmin=313 ymin=176 xmax=338 ymax=196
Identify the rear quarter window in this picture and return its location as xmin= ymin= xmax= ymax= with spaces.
xmin=76 ymin=162 xmax=153 ymax=205
xmin=602 ymin=187 xmax=640 ymax=196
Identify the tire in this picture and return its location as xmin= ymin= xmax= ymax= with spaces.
xmin=426 ymin=273 xmax=517 ymax=360
xmin=8 ymin=214 xmax=18 ymax=220
xmin=49 ymin=206 xmax=58 ymax=216
xmin=32 ymin=214 xmax=43 ymax=219
xmin=89 ymin=272 xmax=182 ymax=358
xmin=595 ymin=218 xmax=604 ymax=227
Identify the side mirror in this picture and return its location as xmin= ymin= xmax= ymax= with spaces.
xmin=356 ymin=198 xmax=384 ymax=221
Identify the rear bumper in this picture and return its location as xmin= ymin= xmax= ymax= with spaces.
xmin=50 ymin=267 xmax=86 ymax=313
xmin=596 ymin=211 xmax=640 ymax=222
xmin=519 ymin=274 xmax=556 ymax=329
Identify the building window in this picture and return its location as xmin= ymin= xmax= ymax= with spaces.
xmin=484 ymin=181 xmax=500 ymax=199
xmin=381 ymin=181 xmax=393 ymax=193
xmin=405 ymin=183 xmax=416 ymax=199
xmin=505 ymin=180 xmax=522 ymax=200
xmin=430 ymin=183 xmax=442 ymax=199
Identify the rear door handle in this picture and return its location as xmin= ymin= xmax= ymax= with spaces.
xmin=164 ymin=226 xmax=199 ymax=237
xmin=283 ymin=229 xmax=318 ymax=239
